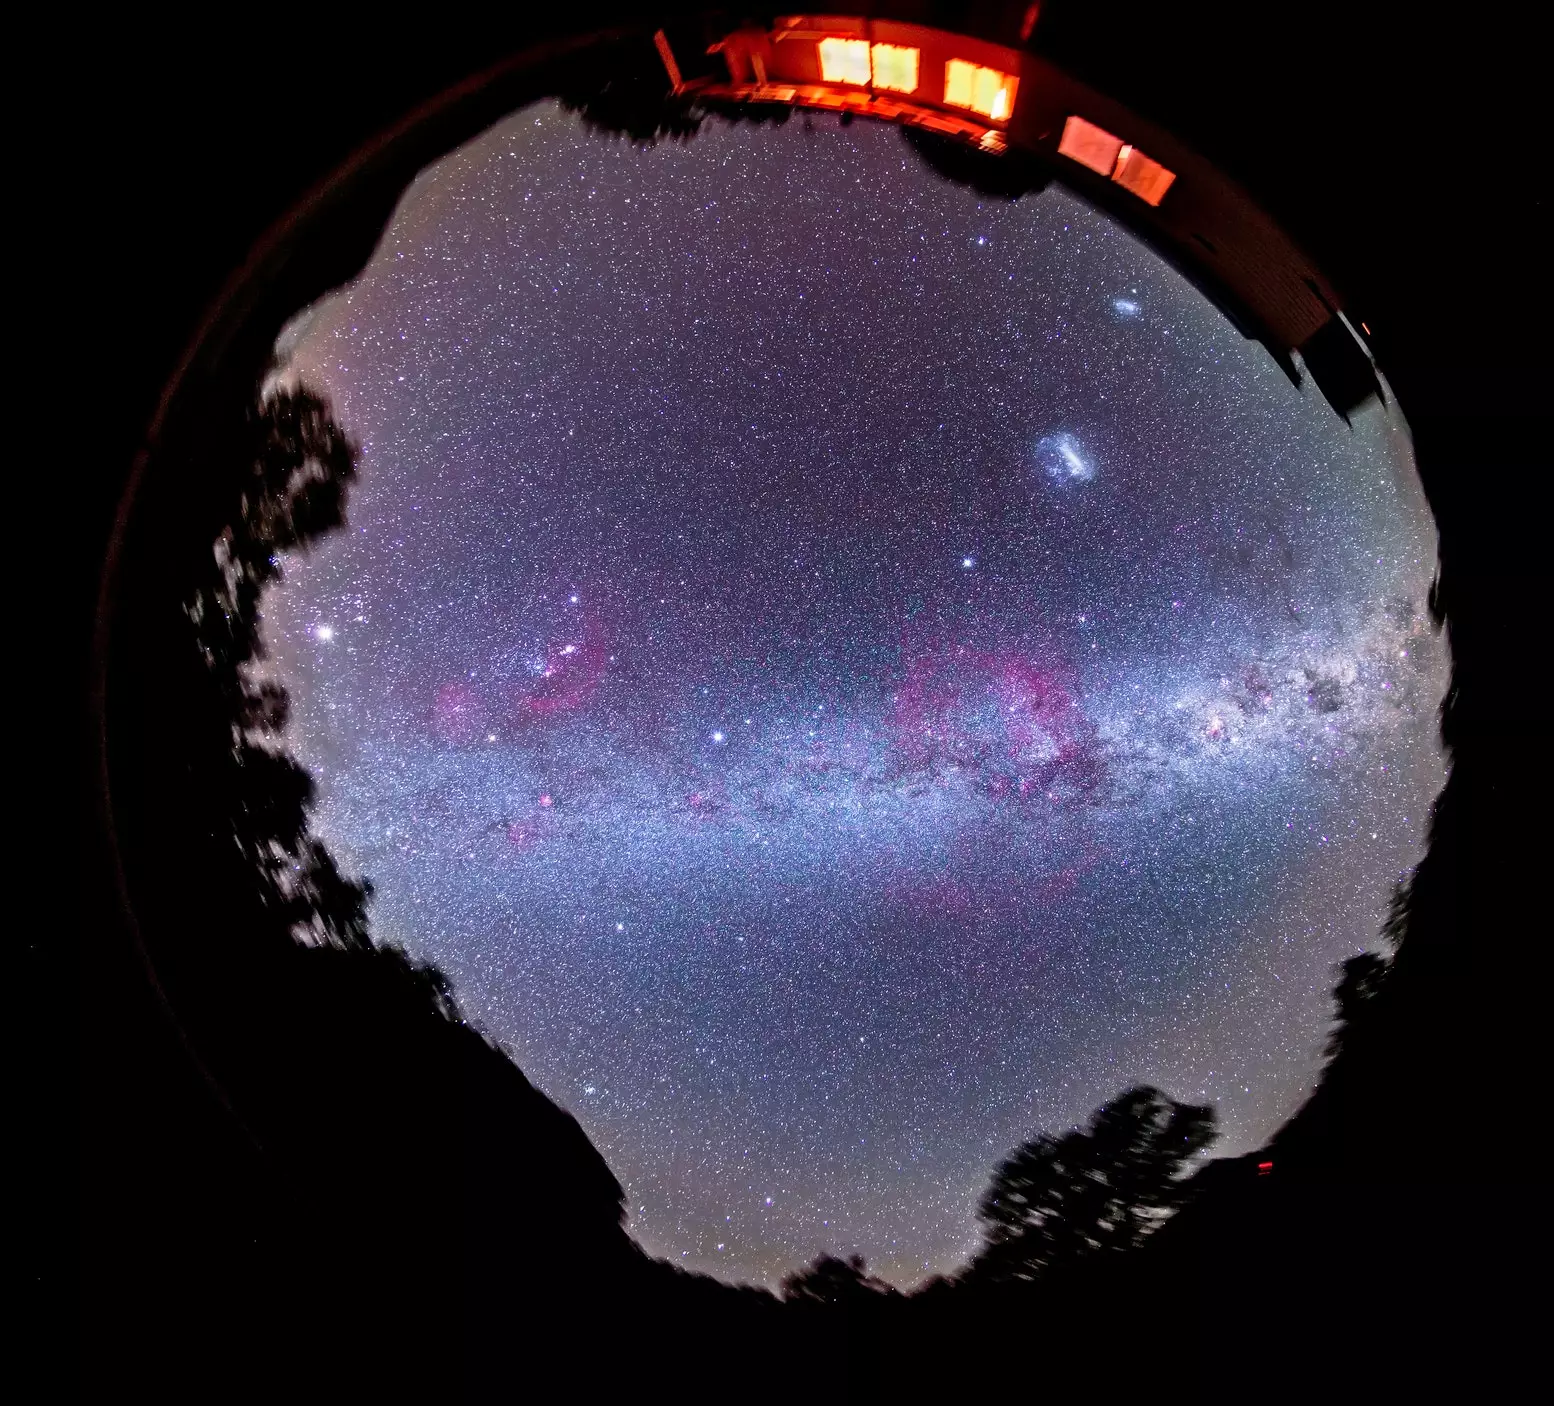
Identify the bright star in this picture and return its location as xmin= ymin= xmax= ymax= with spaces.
xmin=314 ymin=624 xmax=334 ymax=641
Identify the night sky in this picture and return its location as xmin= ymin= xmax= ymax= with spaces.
xmin=262 ymin=103 xmax=1446 ymax=1288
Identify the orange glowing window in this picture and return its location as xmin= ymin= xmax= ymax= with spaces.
xmin=870 ymin=42 xmax=919 ymax=94
xmin=1113 ymin=143 xmax=1177 ymax=206
xmin=1059 ymin=116 xmax=1178 ymax=207
xmin=817 ymin=36 xmax=871 ymax=86
xmin=943 ymin=59 xmax=1019 ymax=121
xmin=1058 ymin=115 xmax=1124 ymax=176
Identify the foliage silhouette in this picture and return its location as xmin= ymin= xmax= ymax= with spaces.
xmin=181 ymin=387 xmax=374 ymax=950
xmin=898 ymin=125 xmax=1053 ymax=200
xmin=552 ymin=28 xmax=739 ymax=146
xmin=967 ymin=1085 xmax=1216 ymax=1287
xmin=1324 ymin=950 xmax=1391 ymax=1059
xmin=559 ymin=71 xmax=702 ymax=145
xmin=783 ymin=1254 xmax=899 ymax=1307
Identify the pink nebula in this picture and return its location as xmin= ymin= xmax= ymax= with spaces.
xmin=885 ymin=636 xmax=1104 ymax=805
xmin=509 ymin=616 xmax=609 ymax=723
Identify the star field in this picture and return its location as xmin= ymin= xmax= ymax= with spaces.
xmin=262 ymin=103 xmax=1446 ymax=1288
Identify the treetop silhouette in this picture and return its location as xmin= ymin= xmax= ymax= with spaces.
xmin=782 ymin=1253 xmax=899 ymax=1308
xmin=968 ymin=1085 xmax=1216 ymax=1287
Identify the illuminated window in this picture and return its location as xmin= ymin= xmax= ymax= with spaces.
xmin=1113 ymin=143 xmax=1177 ymax=206
xmin=1057 ymin=115 xmax=1123 ymax=176
xmin=817 ymin=36 xmax=871 ymax=86
xmin=943 ymin=58 xmax=1018 ymax=121
xmin=1058 ymin=116 xmax=1178 ymax=207
xmin=870 ymin=42 xmax=919 ymax=94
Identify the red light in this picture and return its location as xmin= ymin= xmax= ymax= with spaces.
xmin=1112 ymin=144 xmax=1176 ymax=206
xmin=1058 ymin=115 xmax=1123 ymax=177
xmin=1257 ymin=1160 xmax=1273 ymax=1175
xmin=1058 ymin=116 xmax=1177 ymax=206
xmin=817 ymin=37 xmax=871 ymax=86
xmin=944 ymin=59 xmax=1018 ymax=121
xmin=871 ymin=42 xmax=920 ymax=94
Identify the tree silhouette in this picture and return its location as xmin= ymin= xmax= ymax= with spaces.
xmin=967 ymin=1085 xmax=1216 ymax=1287
xmin=184 ymin=385 xmax=374 ymax=951
xmin=898 ymin=124 xmax=1053 ymax=201
xmin=1325 ymin=949 xmax=1391 ymax=1059
xmin=782 ymin=1253 xmax=897 ymax=1308
xmin=557 ymin=34 xmax=703 ymax=145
